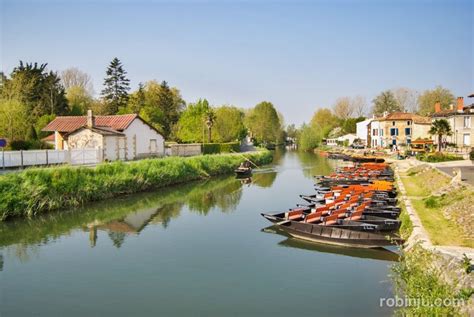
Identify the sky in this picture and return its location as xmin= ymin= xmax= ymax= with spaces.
xmin=1 ymin=0 xmax=473 ymax=125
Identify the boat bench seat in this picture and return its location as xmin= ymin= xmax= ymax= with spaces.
xmin=286 ymin=209 xmax=304 ymax=220
xmin=305 ymin=211 xmax=323 ymax=223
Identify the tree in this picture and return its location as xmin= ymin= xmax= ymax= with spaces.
xmin=135 ymin=80 xmax=185 ymax=139
xmin=342 ymin=117 xmax=366 ymax=134
xmin=372 ymin=90 xmax=402 ymax=116
xmin=175 ymin=99 xmax=211 ymax=142
xmin=333 ymin=97 xmax=353 ymax=119
xmin=101 ymin=57 xmax=130 ymax=114
xmin=286 ymin=124 xmax=298 ymax=139
xmin=204 ymin=108 xmax=216 ymax=143
xmin=352 ymin=95 xmax=367 ymax=117
xmin=213 ymin=106 xmax=246 ymax=142
xmin=392 ymin=87 xmax=419 ymax=113
xmin=298 ymin=123 xmax=320 ymax=151
xmin=418 ymin=86 xmax=455 ymax=116
xmin=429 ymin=119 xmax=452 ymax=152
xmin=1 ymin=61 xmax=69 ymax=117
xmin=310 ymin=108 xmax=338 ymax=137
xmin=66 ymin=85 xmax=93 ymax=115
xmin=0 ymin=98 xmax=30 ymax=140
xmin=245 ymin=101 xmax=281 ymax=144
xmin=123 ymin=82 xmax=146 ymax=114
xmin=60 ymin=67 xmax=93 ymax=94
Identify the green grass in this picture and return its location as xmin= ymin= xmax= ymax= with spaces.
xmin=0 ymin=151 xmax=273 ymax=221
xmin=417 ymin=152 xmax=464 ymax=163
xmin=392 ymin=245 xmax=472 ymax=316
xmin=412 ymin=199 xmax=472 ymax=247
xmin=401 ymin=167 xmax=450 ymax=197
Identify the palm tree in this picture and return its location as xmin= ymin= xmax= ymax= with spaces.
xmin=204 ymin=109 xmax=216 ymax=143
xmin=429 ymin=119 xmax=452 ymax=152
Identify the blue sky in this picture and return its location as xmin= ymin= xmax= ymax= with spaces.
xmin=1 ymin=0 xmax=473 ymax=124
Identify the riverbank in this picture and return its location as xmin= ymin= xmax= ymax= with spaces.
xmin=392 ymin=159 xmax=474 ymax=315
xmin=0 ymin=150 xmax=273 ymax=221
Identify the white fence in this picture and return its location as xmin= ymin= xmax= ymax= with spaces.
xmin=1 ymin=149 xmax=102 ymax=168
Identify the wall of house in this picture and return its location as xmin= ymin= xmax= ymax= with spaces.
xmin=123 ymin=119 xmax=165 ymax=159
xmin=67 ymin=129 xmax=103 ymax=149
xmin=432 ymin=114 xmax=473 ymax=147
xmin=412 ymin=123 xmax=431 ymax=141
xmin=356 ymin=119 xmax=371 ymax=145
xmin=369 ymin=120 xmax=383 ymax=148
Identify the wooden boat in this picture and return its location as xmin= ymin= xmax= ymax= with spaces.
xmin=261 ymin=226 xmax=400 ymax=262
xmin=235 ymin=167 xmax=252 ymax=177
xmin=261 ymin=209 xmax=400 ymax=232
xmin=261 ymin=217 xmax=403 ymax=248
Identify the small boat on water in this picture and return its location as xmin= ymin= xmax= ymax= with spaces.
xmin=235 ymin=161 xmax=252 ymax=176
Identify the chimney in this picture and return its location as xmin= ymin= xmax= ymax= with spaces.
xmin=87 ymin=109 xmax=95 ymax=128
xmin=383 ymin=111 xmax=388 ymax=118
xmin=449 ymin=104 xmax=454 ymax=110
xmin=457 ymin=97 xmax=464 ymax=112
xmin=434 ymin=101 xmax=441 ymax=113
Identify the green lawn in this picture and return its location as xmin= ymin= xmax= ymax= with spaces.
xmin=412 ymin=199 xmax=473 ymax=248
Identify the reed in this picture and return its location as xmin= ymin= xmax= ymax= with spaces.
xmin=0 ymin=151 xmax=273 ymax=221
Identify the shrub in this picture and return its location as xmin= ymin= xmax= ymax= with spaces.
xmin=424 ymin=196 xmax=440 ymax=208
xmin=202 ymin=142 xmax=240 ymax=154
xmin=470 ymin=149 xmax=474 ymax=161
xmin=417 ymin=152 xmax=463 ymax=163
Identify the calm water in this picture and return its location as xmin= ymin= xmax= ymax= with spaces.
xmin=0 ymin=150 xmax=397 ymax=316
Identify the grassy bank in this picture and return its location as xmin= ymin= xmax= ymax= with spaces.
xmin=0 ymin=150 xmax=273 ymax=221
xmin=392 ymin=245 xmax=472 ymax=316
xmin=399 ymin=164 xmax=473 ymax=248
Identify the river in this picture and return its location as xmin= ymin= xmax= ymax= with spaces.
xmin=0 ymin=150 xmax=397 ymax=316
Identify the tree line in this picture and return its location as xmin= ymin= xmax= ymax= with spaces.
xmin=293 ymin=86 xmax=457 ymax=151
xmin=0 ymin=58 xmax=285 ymax=149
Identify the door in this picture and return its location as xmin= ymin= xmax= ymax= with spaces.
xmin=150 ymin=139 xmax=157 ymax=154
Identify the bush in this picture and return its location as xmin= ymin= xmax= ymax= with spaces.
xmin=470 ymin=149 xmax=474 ymax=161
xmin=0 ymin=150 xmax=273 ymax=220
xmin=417 ymin=152 xmax=463 ymax=163
xmin=424 ymin=196 xmax=440 ymax=208
xmin=202 ymin=142 xmax=240 ymax=154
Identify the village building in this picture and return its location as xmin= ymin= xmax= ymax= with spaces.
xmin=368 ymin=112 xmax=431 ymax=148
xmin=42 ymin=110 xmax=165 ymax=161
xmin=355 ymin=118 xmax=372 ymax=146
xmin=431 ymin=96 xmax=474 ymax=148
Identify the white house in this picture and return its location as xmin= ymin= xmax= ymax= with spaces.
xmin=42 ymin=110 xmax=165 ymax=161
xmin=337 ymin=133 xmax=357 ymax=145
xmin=356 ymin=118 xmax=372 ymax=146
xmin=368 ymin=118 xmax=384 ymax=148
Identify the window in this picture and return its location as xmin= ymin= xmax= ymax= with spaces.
xmin=463 ymin=134 xmax=470 ymax=146
xmin=380 ymin=129 xmax=384 ymax=136
xmin=373 ymin=129 xmax=378 ymax=136
xmin=464 ymin=116 xmax=471 ymax=128
xmin=392 ymin=121 xmax=395 ymax=126
xmin=407 ymin=121 xmax=411 ymax=126
xmin=407 ymin=138 xmax=411 ymax=144
xmin=405 ymin=128 xmax=411 ymax=136
xmin=390 ymin=128 xmax=399 ymax=136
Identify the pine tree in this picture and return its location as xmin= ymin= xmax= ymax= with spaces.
xmin=101 ymin=58 xmax=130 ymax=114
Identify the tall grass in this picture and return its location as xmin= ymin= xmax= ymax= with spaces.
xmin=0 ymin=151 xmax=273 ymax=221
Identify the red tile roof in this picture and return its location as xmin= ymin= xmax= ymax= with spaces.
xmin=380 ymin=112 xmax=431 ymax=124
xmin=42 ymin=134 xmax=55 ymax=142
xmin=42 ymin=114 xmax=138 ymax=132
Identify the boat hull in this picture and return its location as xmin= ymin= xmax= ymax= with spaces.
xmin=278 ymin=221 xmax=401 ymax=248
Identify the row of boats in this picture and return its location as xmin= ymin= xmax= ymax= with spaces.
xmin=261 ymin=162 xmax=403 ymax=248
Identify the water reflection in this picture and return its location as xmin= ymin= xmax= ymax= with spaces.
xmin=0 ymin=175 xmax=248 ymax=253
xmin=261 ymin=226 xmax=400 ymax=262
xmin=296 ymin=150 xmax=335 ymax=179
